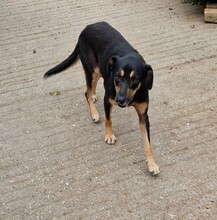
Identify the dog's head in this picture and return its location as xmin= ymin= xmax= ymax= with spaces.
xmin=108 ymin=54 xmax=153 ymax=107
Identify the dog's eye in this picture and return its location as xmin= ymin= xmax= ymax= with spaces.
xmin=116 ymin=76 xmax=121 ymax=80
xmin=133 ymin=79 xmax=139 ymax=84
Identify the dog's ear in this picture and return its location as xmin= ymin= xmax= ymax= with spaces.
xmin=144 ymin=64 xmax=154 ymax=90
xmin=107 ymin=56 xmax=120 ymax=74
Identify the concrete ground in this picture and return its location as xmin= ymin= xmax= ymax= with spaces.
xmin=1 ymin=0 xmax=217 ymax=219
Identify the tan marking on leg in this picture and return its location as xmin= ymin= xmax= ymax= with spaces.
xmin=86 ymin=68 xmax=102 ymax=123
xmin=92 ymin=68 xmax=101 ymax=103
xmin=139 ymin=122 xmax=160 ymax=175
xmin=86 ymin=88 xmax=100 ymax=123
xmin=105 ymin=118 xmax=116 ymax=144
xmin=134 ymin=102 xmax=160 ymax=175
xmin=104 ymin=105 xmax=116 ymax=144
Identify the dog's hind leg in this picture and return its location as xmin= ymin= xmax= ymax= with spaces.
xmin=91 ymin=67 xmax=101 ymax=103
xmin=79 ymin=40 xmax=100 ymax=123
xmin=84 ymin=73 xmax=100 ymax=123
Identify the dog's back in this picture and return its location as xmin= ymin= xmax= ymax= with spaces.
xmin=80 ymin=22 xmax=135 ymax=55
xmin=44 ymin=22 xmax=135 ymax=79
xmin=79 ymin=22 xmax=137 ymax=77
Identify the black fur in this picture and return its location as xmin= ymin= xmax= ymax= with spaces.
xmin=44 ymin=44 xmax=79 ymax=79
xmin=44 ymin=22 xmax=159 ymax=175
xmin=44 ymin=21 xmax=153 ymax=105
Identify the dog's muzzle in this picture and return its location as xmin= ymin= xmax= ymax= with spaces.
xmin=115 ymin=96 xmax=133 ymax=108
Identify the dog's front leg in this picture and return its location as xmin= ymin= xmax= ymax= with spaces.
xmin=134 ymin=102 xmax=160 ymax=175
xmin=104 ymin=97 xmax=116 ymax=144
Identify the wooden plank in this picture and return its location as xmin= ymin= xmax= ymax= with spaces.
xmin=204 ymin=3 xmax=217 ymax=23
xmin=206 ymin=2 xmax=217 ymax=8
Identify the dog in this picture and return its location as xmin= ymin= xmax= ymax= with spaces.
xmin=44 ymin=21 xmax=160 ymax=175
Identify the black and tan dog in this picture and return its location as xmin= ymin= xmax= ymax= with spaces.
xmin=44 ymin=22 xmax=160 ymax=175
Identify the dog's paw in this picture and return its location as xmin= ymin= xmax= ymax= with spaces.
xmin=92 ymin=95 xmax=98 ymax=103
xmin=92 ymin=113 xmax=100 ymax=123
xmin=147 ymin=161 xmax=160 ymax=176
xmin=105 ymin=133 xmax=116 ymax=145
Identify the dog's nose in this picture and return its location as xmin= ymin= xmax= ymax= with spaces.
xmin=115 ymin=95 xmax=127 ymax=107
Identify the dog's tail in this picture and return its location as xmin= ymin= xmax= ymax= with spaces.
xmin=43 ymin=43 xmax=79 ymax=79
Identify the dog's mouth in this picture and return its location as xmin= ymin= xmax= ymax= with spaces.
xmin=116 ymin=98 xmax=133 ymax=108
xmin=117 ymin=102 xmax=127 ymax=108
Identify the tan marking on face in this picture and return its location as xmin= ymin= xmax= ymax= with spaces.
xmin=120 ymin=69 xmax=125 ymax=77
xmin=126 ymin=83 xmax=141 ymax=100
xmin=115 ymin=85 xmax=120 ymax=94
xmin=130 ymin=71 xmax=135 ymax=78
